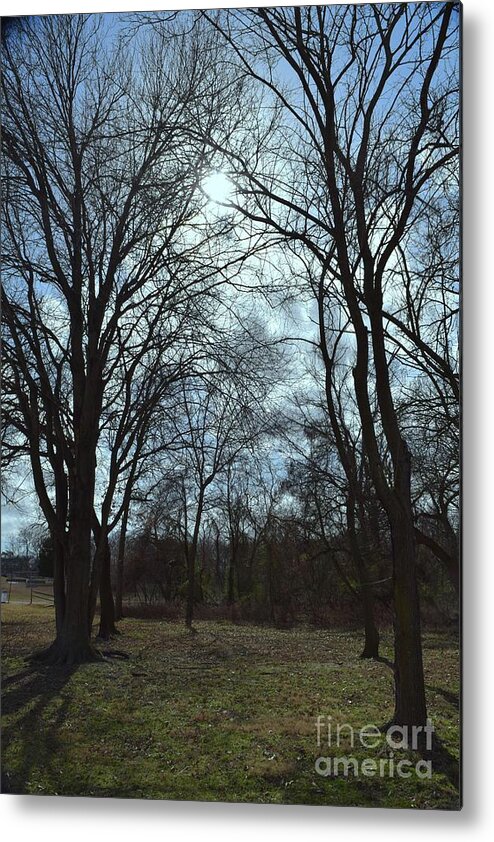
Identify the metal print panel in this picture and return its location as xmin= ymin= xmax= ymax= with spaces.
xmin=1 ymin=2 xmax=461 ymax=809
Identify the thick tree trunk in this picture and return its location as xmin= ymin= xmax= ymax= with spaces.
xmin=36 ymin=514 xmax=99 ymax=665
xmin=391 ymin=510 xmax=427 ymax=728
xmin=367 ymin=296 xmax=427 ymax=728
xmin=38 ymin=401 xmax=102 ymax=664
xmin=360 ymin=583 xmax=380 ymax=659
xmin=348 ymin=326 xmax=428 ymax=724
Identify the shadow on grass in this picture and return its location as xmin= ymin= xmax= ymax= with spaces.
xmin=422 ymin=735 xmax=460 ymax=792
xmin=375 ymin=654 xmax=394 ymax=670
xmin=1 ymin=661 xmax=78 ymax=794
xmin=427 ymin=684 xmax=460 ymax=709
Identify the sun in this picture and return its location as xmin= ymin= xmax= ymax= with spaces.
xmin=202 ymin=171 xmax=233 ymax=205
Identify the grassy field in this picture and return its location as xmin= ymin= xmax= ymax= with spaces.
xmin=1 ymin=604 xmax=460 ymax=808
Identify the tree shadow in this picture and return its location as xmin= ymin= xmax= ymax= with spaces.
xmin=426 ymin=684 xmax=459 ymax=708
xmin=422 ymin=735 xmax=460 ymax=792
xmin=1 ymin=661 xmax=78 ymax=793
xmin=374 ymin=654 xmax=394 ymax=670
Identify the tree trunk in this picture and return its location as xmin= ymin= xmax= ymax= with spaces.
xmin=115 ymin=500 xmax=130 ymax=620
xmin=317 ymin=273 xmax=380 ymax=658
xmin=185 ymin=489 xmax=204 ymax=628
xmin=360 ymin=583 xmax=380 ymax=659
xmin=98 ymin=537 xmax=118 ymax=640
xmin=367 ymin=295 xmax=427 ymax=728
xmin=36 ymin=511 xmax=99 ymax=665
xmin=227 ymin=547 xmax=236 ymax=605
xmin=346 ymin=492 xmax=380 ymax=659
xmin=391 ymin=509 xmax=427 ymax=728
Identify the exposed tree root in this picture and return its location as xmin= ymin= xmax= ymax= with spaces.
xmin=101 ymin=649 xmax=130 ymax=660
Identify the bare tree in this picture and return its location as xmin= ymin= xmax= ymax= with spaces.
xmin=202 ymin=3 xmax=460 ymax=728
xmin=1 ymin=15 xmax=247 ymax=662
xmin=169 ymin=340 xmax=276 ymax=628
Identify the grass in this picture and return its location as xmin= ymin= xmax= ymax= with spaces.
xmin=1 ymin=604 xmax=460 ymax=808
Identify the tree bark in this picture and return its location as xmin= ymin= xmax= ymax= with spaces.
xmin=366 ymin=292 xmax=427 ymax=727
xmin=391 ymin=508 xmax=427 ymax=727
xmin=36 ymin=506 xmax=99 ymax=665
xmin=346 ymin=494 xmax=380 ymax=659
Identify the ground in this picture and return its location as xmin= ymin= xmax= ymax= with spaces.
xmin=1 ymin=604 xmax=460 ymax=808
